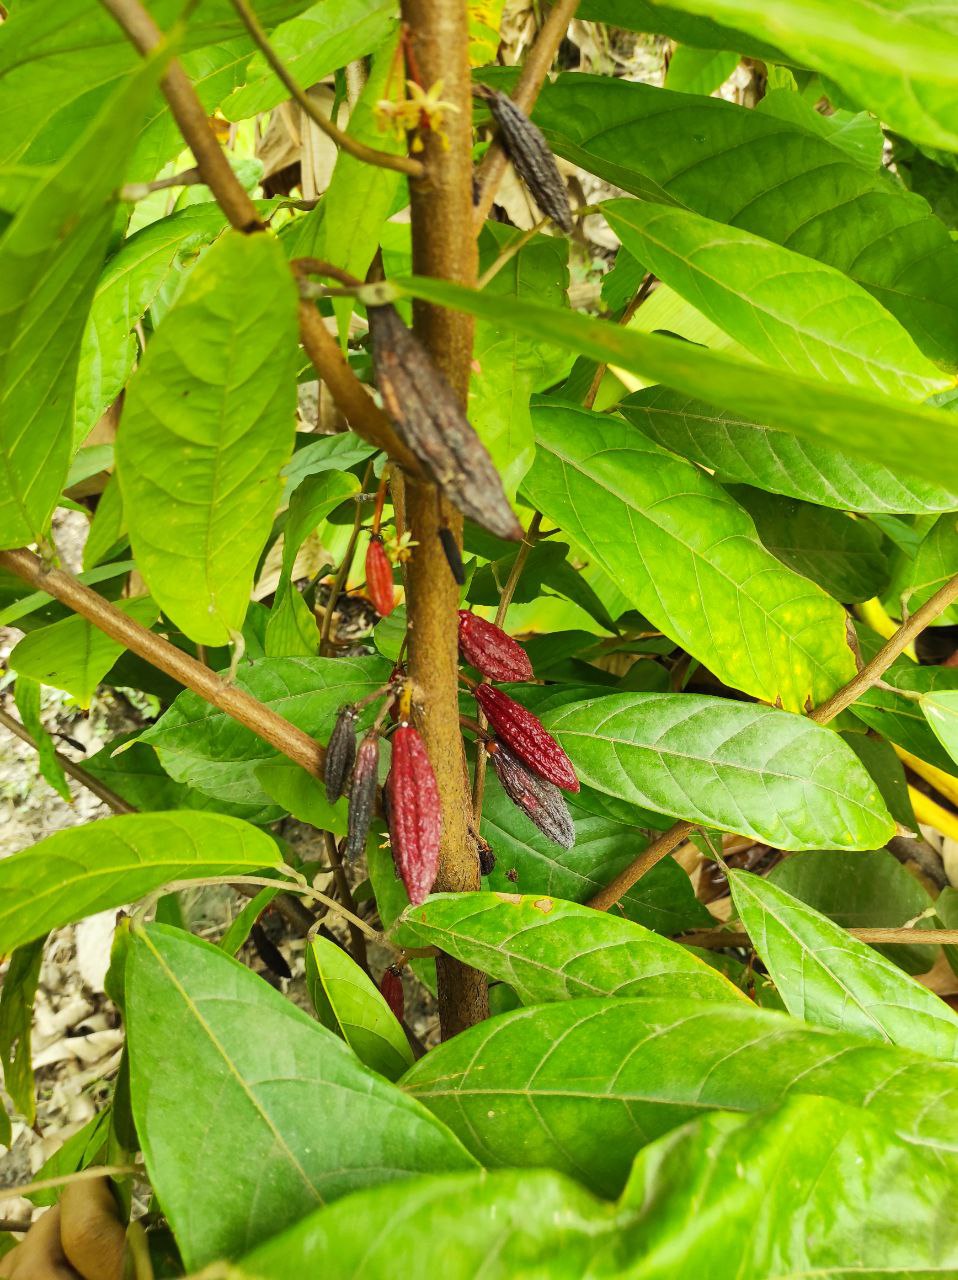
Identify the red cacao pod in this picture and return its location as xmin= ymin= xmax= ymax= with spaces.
xmin=345 ymin=731 xmax=380 ymax=860
xmin=458 ymin=611 xmax=533 ymax=682
xmin=387 ymin=725 xmax=441 ymax=906
xmin=379 ymin=965 xmax=404 ymax=1022
xmin=324 ymin=704 xmax=357 ymax=803
xmin=488 ymin=739 xmax=575 ymax=848
xmin=475 ymin=684 xmax=579 ymax=792
xmin=365 ymin=534 xmax=395 ymax=618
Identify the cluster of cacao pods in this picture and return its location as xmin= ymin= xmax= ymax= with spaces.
xmin=324 ymin=691 xmax=441 ymax=906
xmin=459 ymin=610 xmax=578 ymax=850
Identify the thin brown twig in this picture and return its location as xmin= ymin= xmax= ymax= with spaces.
xmin=227 ymin=0 xmax=425 ymax=178
xmin=472 ymin=0 xmax=581 ymax=230
xmin=119 ymin=166 xmax=202 ymax=201
xmin=0 ymin=1167 xmax=140 ymax=1205
xmin=680 ymin=926 xmax=958 ymax=948
xmin=0 ymin=704 xmax=136 ymax=814
xmin=582 ymin=272 xmax=656 ymax=411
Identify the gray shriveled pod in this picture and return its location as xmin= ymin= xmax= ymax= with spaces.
xmin=345 ymin=731 xmax=380 ymax=860
xmin=488 ymin=738 xmax=576 ymax=849
xmin=477 ymin=85 xmax=573 ymax=233
xmin=324 ymin=705 xmax=358 ymax=803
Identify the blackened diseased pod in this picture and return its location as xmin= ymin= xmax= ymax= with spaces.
xmin=438 ymin=526 xmax=466 ymax=584
xmin=476 ymin=836 xmax=497 ymax=876
xmin=476 ymin=85 xmax=573 ymax=233
xmin=475 ymin=683 xmax=579 ymax=793
xmin=345 ymin=731 xmax=380 ymax=860
xmin=368 ymin=303 xmax=523 ymax=542
xmin=379 ymin=965 xmax=405 ymax=1022
xmin=458 ymin=610 xmax=533 ymax=682
xmin=365 ymin=533 xmax=396 ymax=618
xmin=488 ymin=740 xmax=575 ymax=849
xmin=387 ymin=724 xmax=442 ymax=906
xmin=250 ymin=922 xmax=293 ymax=981
xmin=324 ymin=704 xmax=358 ymax=803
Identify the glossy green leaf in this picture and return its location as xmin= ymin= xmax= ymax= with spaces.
xmin=75 ymin=203 xmax=229 ymax=444
xmin=14 ymin=676 xmax=70 ymax=802
xmin=508 ymin=73 xmax=958 ymax=366
xmin=140 ymin=655 xmax=390 ymax=808
xmin=889 ymin=512 xmax=958 ymax=624
xmin=394 ymin=272 xmax=958 ymax=512
xmin=768 ymin=848 xmax=940 ymax=976
xmin=398 ymin=893 xmax=745 ymax=1005
xmin=117 ymin=231 xmax=299 ymax=645
xmin=524 ymin=402 xmax=854 ymax=708
xmin=618 ymin=386 xmax=958 ymax=514
xmin=0 ymin=813 xmax=280 ymax=953
xmin=305 ymin=935 xmax=413 ymax=1081
xmin=0 ymin=55 xmax=162 ymax=548
xmin=727 ymin=486 xmax=889 ymax=603
xmin=400 ymin=996 xmax=958 ymax=1196
xmin=921 ymin=689 xmax=958 ymax=767
xmin=664 ymin=45 xmax=739 ymax=95
xmin=542 ymin=692 xmax=892 ymax=850
xmin=0 ymin=937 xmax=44 ymax=1124
xmin=126 ymin=924 xmax=473 ymax=1267
xmin=842 ymin=730 xmax=917 ymax=830
xmin=605 ymin=200 xmax=946 ymax=399
xmin=730 ymin=869 xmax=958 ymax=1056
xmin=255 ymin=760 xmax=347 ymax=834
xmin=222 ymin=0 xmax=396 ymax=120
xmin=9 ymin=596 xmax=158 ymax=707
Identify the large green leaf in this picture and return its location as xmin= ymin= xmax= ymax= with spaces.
xmin=727 ymin=485 xmax=889 ymax=603
xmin=392 ymin=275 xmax=958 ymax=494
xmin=222 ymin=0 xmax=397 ymax=120
xmin=398 ymin=893 xmax=745 ymax=1005
xmin=730 ymin=869 xmax=958 ymax=1057
xmin=400 ymin=996 xmax=958 ymax=1196
xmin=502 ymin=73 xmax=958 ymax=366
xmin=605 ymin=200 xmax=945 ymax=399
xmin=768 ymin=848 xmax=941 ymax=976
xmin=0 ymin=813 xmax=280 ymax=953
xmin=480 ymin=779 xmax=712 ymax=934
xmin=140 ymin=655 xmax=390 ymax=808
xmin=576 ymin=0 xmax=785 ymax=59
xmin=126 ymin=925 xmax=473 ymax=1269
xmin=922 ymin=689 xmax=958 ymax=767
xmin=9 ymin=596 xmax=159 ymax=708
xmin=0 ymin=937 xmax=44 ymax=1124
xmin=116 ymin=231 xmax=299 ymax=645
xmin=75 ymin=203 xmax=229 ymax=444
xmin=541 ymin=692 xmax=892 ymax=850
xmin=523 ymin=402 xmax=855 ymax=708
xmin=618 ymin=386 xmax=958 ymax=514
xmin=305 ymin=934 xmax=413 ymax=1081
xmin=888 ymin=512 xmax=958 ymax=624
xmin=0 ymin=55 xmax=162 ymax=548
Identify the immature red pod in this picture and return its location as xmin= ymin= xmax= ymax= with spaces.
xmin=488 ymin=740 xmax=575 ymax=849
xmin=379 ymin=965 xmax=404 ymax=1022
xmin=387 ymin=725 xmax=441 ymax=905
xmin=324 ymin=704 xmax=357 ymax=803
xmin=345 ymin=731 xmax=380 ymax=860
xmin=458 ymin=610 xmax=533 ymax=682
xmin=365 ymin=533 xmax=395 ymax=618
xmin=475 ymin=684 xmax=579 ymax=792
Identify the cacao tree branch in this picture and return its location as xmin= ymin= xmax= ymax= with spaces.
xmin=588 ymin=571 xmax=958 ymax=912
xmin=472 ymin=0 xmax=581 ymax=229
xmin=0 ymin=704 xmax=136 ymax=814
xmin=227 ymin=0 xmax=425 ymax=177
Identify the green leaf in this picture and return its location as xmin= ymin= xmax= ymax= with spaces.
xmin=126 ymin=924 xmax=473 ymax=1268
xmin=852 ymin=654 xmax=958 ymax=776
xmin=75 ymin=204 xmax=229 ymax=445
xmin=605 ymin=199 xmax=946 ymax=399
xmin=9 ymin=596 xmax=159 ymax=708
xmin=509 ymin=73 xmax=958 ymax=366
xmin=727 ymin=486 xmax=889 ymax=603
xmin=400 ymin=996 xmax=958 ymax=1196
xmin=116 ymin=231 xmax=299 ymax=645
xmin=367 ymin=844 xmax=436 ymax=997
xmin=889 ymin=512 xmax=958 ymax=624
xmin=542 ymin=692 xmax=892 ymax=850
xmin=140 ymin=655 xmax=390 ymax=809
xmin=767 ymin=848 xmax=940 ymax=976
xmin=0 ymin=936 xmax=44 ymax=1124
xmin=730 ymin=869 xmax=958 ymax=1056
xmin=26 ymin=1109 xmax=111 ymax=1207
xmin=524 ymin=402 xmax=855 ymax=708
xmin=255 ymin=760 xmax=348 ymax=833
xmin=0 ymin=812 xmax=280 ymax=953
xmin=0 ymin=53 xmax=163 ymax=548
xmin=576 ymin=0 xmax=785 ymax=59
xmin=222 ymin=0 xmax=397 ymax=120
xmin=220 ymin=887 xmax=279 ymax=956
xmin=305 ymin=935 xmax=413 ymax=1081
xmin=280 ymin=433 xmax=374 ymax=502
xmin=618 ymin=386 xmax=958 ymax=514
xmin=921 ymin=689 xmax=958 ymax=767
xmin=14 ymin=676 xmax=70 ymax=802
xmin=842 ymin=730 xmax=917 ymax=830
xmin=398 ymin=893 xmax=745 ymax=1006
xmin=393 ymin=273 xmax=958 ymax=516
xmin=664 ymin=45 xmax=739 ymax=95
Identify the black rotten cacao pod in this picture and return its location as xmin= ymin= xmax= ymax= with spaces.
xmin=488 ymin=739 xmax=575 ymax=849
xmin=345 ymin=731 xmax=380 ymax=860
xmin=478 ymin=86 xmax=573 ymax=232
xmin=324 ymin=705 xmax=358 ymax=803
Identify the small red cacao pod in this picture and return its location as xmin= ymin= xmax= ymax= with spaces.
xmin=458 ymin=611 xmax=533 ymax=682
xmin=488 ymin=740 xmax=575 ymax=848
xmin=379 ymin=965 xmax=404 ymax=1022
xmin=475 ymin=684 xmax=579 ymax=793
xmin=365 ymin=534 xmax=395 ymax=618
xmin=324 ymin=704 xmax=357 ymax=803
xmin=387 ymin=725 xmax=441 ymax=905
xmin=345 ymin=731 xmax=380 ymax=860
